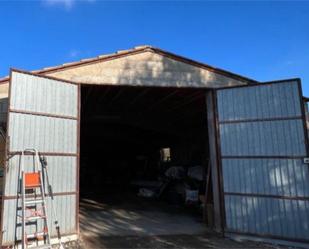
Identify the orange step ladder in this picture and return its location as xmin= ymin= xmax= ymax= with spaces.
xmin=20 ymin=149 xmax=51 ymax=249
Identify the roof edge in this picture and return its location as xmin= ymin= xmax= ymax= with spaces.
xmin=151 ymin=47 xmax=257 ymax=83
xmin=0 ymin=45 xmax=257 ymax=84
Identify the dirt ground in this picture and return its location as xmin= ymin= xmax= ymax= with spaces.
xmin=76 ymin=194 xmax=288 ymax=249
xmin=78 ymin=233 xmax=286 ymax=249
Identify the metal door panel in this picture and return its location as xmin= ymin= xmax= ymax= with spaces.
xmin=1 ymin=70 xmax=79 ymax=245
xmin=216 ymin=80 xmax=309 ymax=241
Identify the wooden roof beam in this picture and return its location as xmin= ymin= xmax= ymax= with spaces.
xmin=107 ymin=87 xmax=127 ymax=107
xmin=147 ymin=90 xmax=179 ymax=111
xmin=166 ymin=92 xmax=203 ymax=112
xmin=127 ymin=88 xmax=150 ymax=107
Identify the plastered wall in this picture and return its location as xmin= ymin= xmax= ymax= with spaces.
xmin=46 ymin=51 xmax=246 ymax=88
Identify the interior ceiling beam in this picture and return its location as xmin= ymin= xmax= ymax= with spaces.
xmin=82 ymin=88 xmax=105 ymax=120
xmin=86 ymin=109 xmax=201 ymax=128
xmin=166 ymin=92 xmax=204 ymax=112
xmin=82 ymin=126 xmax=173 ymax=146
xmin=87 ymin=113 xmax=192 ymax=139
xmin=81 ymin=86 xmax=205 ymax=134
xmin=85 ymin=110 xmax=181 ymax=122
xmin=82 ymin=86 xmax=93 ymax=107
xmin=93 ymin=86 xmax=113 ymax=114
xmin=107 ymin=87 xmax=127 ymax=107
xmin=127 ymin=88 xmax=150 ymax=107
xmin=172 ymin=110 xmax=203 ymax=123
xmin=146 ymin=90 xmax=179 ymax=111
xmin=171 ymin=98 xmax=207 ymax=123
xmin=96 ymin=86 xmax=112 ymax=104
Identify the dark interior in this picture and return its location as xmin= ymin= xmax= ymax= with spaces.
xmin=79 ymin=85 xmax=211 ymax=223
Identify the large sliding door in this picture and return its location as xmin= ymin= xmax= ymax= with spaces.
xmin=215 ymin=80 xmax=309 ymax=242
xmin=1 ymin=70 xmax=80 ymax=246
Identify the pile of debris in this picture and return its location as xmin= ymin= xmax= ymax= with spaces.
xmin=134 ymin=165 xmax=206 ymax=208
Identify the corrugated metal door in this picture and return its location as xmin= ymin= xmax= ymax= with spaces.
xmin=1 ymin=70 xmax=80 ymax=245
xmin=215 ymin=79 xmax=309 ymax=242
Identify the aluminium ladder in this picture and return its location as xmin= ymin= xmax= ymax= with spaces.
xmin=19 ymin=149 xmax=51 ymax=249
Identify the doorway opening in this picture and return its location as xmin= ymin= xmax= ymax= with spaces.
xmin=79 ymin=85 xmax=213 ymax=240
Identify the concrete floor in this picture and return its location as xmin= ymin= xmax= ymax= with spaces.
xmin=79 ymin=194 xmax=287 ymax=249
xmin=80 ymin=194 xmax=206 ymax=237
xmin=79 ymin=234 xmax=285 ymax=249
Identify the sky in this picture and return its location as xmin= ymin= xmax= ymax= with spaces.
xmin=0 ymin=0 xmax=309 ymax=95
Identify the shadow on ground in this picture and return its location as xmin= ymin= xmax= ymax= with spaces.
xmin=79 ymin=233 xmax=284 ymax=249
xmin=77 ymin=195 xmax=285 ymax=249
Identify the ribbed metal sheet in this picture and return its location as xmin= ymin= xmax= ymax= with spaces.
xmin=0 ymin=98 xmax=8 ymax=123
xmin=216 ymin=80 xmax=309 ymax=241
xmin=9 ymin=113 xmax=77 ymax=153
xmin=4 ymin=155 xmax=77 ymax=196
xmin=220 ymin=120 xmax=306 ymax=156
xmin=1 ymin=71 xmax=79 ymax=245
xmin=222 ymin=159 xmax=309 ymax=197
xmin=225 ymin=195 xmax=309 ymax=239
xmin=217 ymin=81 xmax=301 ymax=122
xmin=1 ymin=195 xmax=76 ymax=245
xmin=10 ymin=72 xmax=78 ymax=117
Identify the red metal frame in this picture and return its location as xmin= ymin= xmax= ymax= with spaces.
xmin=213 ymin=89 xmax=226 ymax=232
xmin=225 ymin=192 xmax=309 ymax=201
xmin=0 ymin=70 xmax=12 ymax=245
xmin=76 ymin=84 xmax=81 ymax=235
xmin=227 ymin=230 xmax=309 ymax=244
xmin=218 ymin=115 xmax=303 ymax=124
xmin=9 ymin=109 xmax=78 ymax=121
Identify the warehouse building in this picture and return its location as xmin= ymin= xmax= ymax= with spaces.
xmin=0 ymin=45 xmax=308 ymax=248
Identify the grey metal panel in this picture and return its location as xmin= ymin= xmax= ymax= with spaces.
xmin=217 ymin=82 xmax=301 ymax=122
xmin=222 ymin=159 xmax=309 ymax=197
xmin=225 ymin=195 xmax=309 ymax=240
xmin=8 ymin=113 xmax=77 ymax=153
xmin=220 ymin=120 xmax=306 ymax=156
xmin=10 ymin=72 xmax=78 ymax=118
xmin=1 ymin=195 xmax=76 ymax=245
xmin=1 ymin=71 xmax=79 ymax=245
xmin=45 ymin=195 xmax=76 ymax=237
xmin=216 ymin=80 xmax=309 ymax=241
xmin=4 ymin=155 xmax=77 ymax=196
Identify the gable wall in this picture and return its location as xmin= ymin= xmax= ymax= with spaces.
xmin=46 ymin=51 xmax=247 ymax=88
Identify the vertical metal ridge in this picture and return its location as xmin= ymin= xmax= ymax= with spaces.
xmin=1 ymin=71 xmax=79 ymax=245
xmin=216 ymin=80 xmax=309 ymax=241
